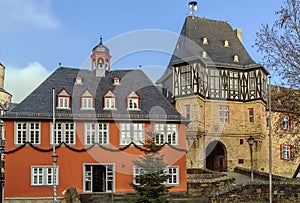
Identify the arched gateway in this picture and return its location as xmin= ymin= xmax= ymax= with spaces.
xmin=206 ymin=141 xmax=227 ymax=172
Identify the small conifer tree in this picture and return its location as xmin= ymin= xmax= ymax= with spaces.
xmin=129 ymin=135 xmax=171 ymax=203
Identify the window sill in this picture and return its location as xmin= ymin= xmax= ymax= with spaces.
xmin=103 ymin=108 xmax=117 ymax=111
xmin=80 ymin=108 xmax=95 ymax=110
xmin=127 ymin=108 xmax=141 ymax=111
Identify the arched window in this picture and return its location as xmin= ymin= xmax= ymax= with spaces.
xmin=98 ymin=58 xmax=104 ymax=69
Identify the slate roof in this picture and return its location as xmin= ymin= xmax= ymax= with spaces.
xmin=4 ymin=67 xmax=184 ymax=122
xmin=157 ymin=16 xmax=261 ymax=84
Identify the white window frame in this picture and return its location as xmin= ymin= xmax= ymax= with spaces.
xmin=154 ymin=124 xmax=178 ymax=145
xmin=31 ymin=166 xmax=59 ymax=186
xmin=219 ymin=105 xmax=229 ymax=123
xmin=127 ymin=98 xmax=139 ymax=110
xmin=81 ymin=97 xmax=94 ymax=110
xmin=84 ymin=123 xmax=109 ymax=145
xmin=283 ymin=145 xmax=291 ymax=160
xmin=51 ymin=122 xmax=76 ymax=145
xmin=104 ymin=97 xmax=116 ymax=110
xmin=283 ymin=115 xmax=289 ymax=130
xmin=15 ymin=122 xmax=40 ymax=145
xmin=229 ymin=71 xmax=239 ymax=92
xmin=249 ymin=71 xmax=255 ymax=91
xmin=133 ymin=166 xmax=179 ymax=185
xmin=132 ymin=166 xmax=144 ymax=185
xmin=164 ymin=166 xmax=179 ymax=185
xmin=210 ymin=70 xmax=220 ymax=91
xmin=248 ymin=108 xmax=254 ymax=123
xmin=58 ymin=97 xmax=70 ymax=109
xmin=120 ymin=123 xmax=144 ymax=145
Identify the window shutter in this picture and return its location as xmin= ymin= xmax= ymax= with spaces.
xmin=290 ymin=145 xmax=294 ymax=160
xmin=290 ymin=116 xmax=294 ymax=131
xmin=280 ymin=116 xmax=284 ymax=130
xmin=280 ymin=144 xmax=283 ymax=160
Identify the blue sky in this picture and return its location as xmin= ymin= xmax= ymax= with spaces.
xmin=0 ymin=0 xmax=282 ymax=102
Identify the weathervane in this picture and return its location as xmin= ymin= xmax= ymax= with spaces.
xmin=189 ymin=1 xmax=198 ymax=19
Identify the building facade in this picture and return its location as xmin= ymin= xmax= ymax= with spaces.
xmin=157 ymin=16 xmax=300 ymax=178
xmin=2 ymin=40 xmax=187 ymax=200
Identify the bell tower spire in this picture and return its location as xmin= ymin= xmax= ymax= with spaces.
xmin=90 ymin=36 xmax=111 ymax=77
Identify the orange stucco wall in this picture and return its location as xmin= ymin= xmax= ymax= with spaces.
xmin=4 ymin=121 xmax=187 ymax=198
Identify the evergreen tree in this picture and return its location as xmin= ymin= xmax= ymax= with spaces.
xmin=130 ymin=137 xmax=171 ymax=203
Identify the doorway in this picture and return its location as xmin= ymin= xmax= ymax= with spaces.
xmin=84 ymin=164 xmax=114 ymax=192
xmin=205 ymin=141 xmax=227 ymax=172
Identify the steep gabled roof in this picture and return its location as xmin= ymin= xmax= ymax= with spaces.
xmin=177 ymin=16 xmax=256 ymax=65
xmin=5 ymin=67 xmax=184 ymax=121
xmin=157 ymin=16 xmax=260 ymax=84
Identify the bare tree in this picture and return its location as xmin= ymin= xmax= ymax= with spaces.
xmin=255 ymin=0 xmax=300 ymax=89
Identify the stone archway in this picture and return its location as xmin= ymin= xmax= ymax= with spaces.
xmin=205 ymin=141 xmax=227 ymax=172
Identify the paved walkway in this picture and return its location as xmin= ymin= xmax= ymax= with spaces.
xmin=222 ymin=172 xmax=265 ymax=184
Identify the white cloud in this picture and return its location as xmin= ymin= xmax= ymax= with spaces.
xmin=5 ymin=62 xmax=50 ymax=103
xmin=0 ymin=0 xmax=59 ymax=31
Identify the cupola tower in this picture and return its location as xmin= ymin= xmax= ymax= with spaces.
xmin=90 ymin=37 xmax=111 ymax=77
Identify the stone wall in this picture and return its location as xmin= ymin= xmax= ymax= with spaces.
xmin=210 ymin=182 xmax=300 ymax=203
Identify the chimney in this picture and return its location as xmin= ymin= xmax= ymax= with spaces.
xmin=235 ymin=29 xmax=242 ymax=43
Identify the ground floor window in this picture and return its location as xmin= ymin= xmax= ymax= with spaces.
xmin=31 ymin=166 xmax=59 ymax=186
xmin=133 ymin=166 xmax=179 ymax=185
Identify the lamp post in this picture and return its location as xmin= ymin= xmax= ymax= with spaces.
xmin=52 ymin=152 xmax=58 ymax=203
xmin=247 ymin=136 xmax=254 ymax=181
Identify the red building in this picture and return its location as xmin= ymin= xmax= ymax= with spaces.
xmin=2 ymin=39 xmax=187 ymax=200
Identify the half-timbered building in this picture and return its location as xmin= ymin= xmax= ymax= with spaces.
xmin=158 ymin=14 xmax=300 ymax=178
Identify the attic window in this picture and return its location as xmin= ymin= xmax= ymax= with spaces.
xmin=233 ymin=54 xmax=239 ymax=62
xmin=103 ymin=90 xmax=117 ymax=110
xmin=113 ymin=77 xmax=121 ymax=85
xmin=203 ymin=37 xmax=208 ymax=45
xmin=224 ymin=40 xmax=229 ymax=47
xmin=57 ymin=88 xmax=71 ymax=109
xmin=202 ymin=51 xmax=207 ymax=58
xmin=127 ymin=91 xmax=140 ymax=111
xmin=75 ymin=76 xmax=83 ymax=85
xmin=81 ymin=89 xmax=94 ymax=110
xmin=176 ymin=42 xmax=180 ymax=50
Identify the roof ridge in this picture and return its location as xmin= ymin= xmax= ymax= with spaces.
xmin=186 ymin=16 xmax=231 ymax=26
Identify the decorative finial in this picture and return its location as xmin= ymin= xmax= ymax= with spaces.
xmin=189 ymin=1 xmax=198 ymax=19
xmin=100 ymin=36 xmax=103 ymax=45
xmin=58 ymin=62 xmax=62 ymax=68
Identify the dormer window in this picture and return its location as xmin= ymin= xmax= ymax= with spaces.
xmin=203 ymin=37 xmax=208 ymax=45
xmin=103 ymin=90 xmax=116 ymax=110
xmin=81 ymin=89 xmax=94 ymax=110
xmin=233 ymin=54 xmax=239 ymax=62
xmin=224 ymin=40 xmax=229 ymax=47
xmin=127 ymin=91 xmax=140 ymax=111
xmin=75 ymin=76 xmax=83 ymax=85
xmin=57 ymin=88 xmax=71 ymax=109
xmin=176 ymin=42 xmax=180 ymax=50
xmin=202 ymin=51 xmax=207 ymax=58
xmin=113 ymin=77 xmax=121 ymax=85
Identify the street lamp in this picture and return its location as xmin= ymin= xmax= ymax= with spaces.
xmin=247 ymin=136 xmax=254 ymax=181
xmin=52 ymin=152 xmax=58 ymax=203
